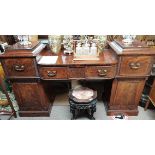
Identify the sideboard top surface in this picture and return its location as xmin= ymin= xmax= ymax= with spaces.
xmin=6 ymin=41 xmax=40 ymax=51
xmin=37 ymin=49 xmax=118 ymax=66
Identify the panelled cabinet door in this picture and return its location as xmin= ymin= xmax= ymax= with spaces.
xmin=109 ymin=78 xmax=146 ymax=111
xmin=12 ymin=82 xmax=51 ymax=116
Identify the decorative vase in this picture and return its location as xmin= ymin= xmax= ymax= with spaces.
xmin=94 ymin=35 xmax=107 ymax=50
xmin=48 ymin=35 xmax=62 ymax=54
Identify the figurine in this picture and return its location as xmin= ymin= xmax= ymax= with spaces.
xmin=94 ymin=35 xmax=107 ymax=50
xmin=63 ymin=35 xmax=74 ymax=55
xmin=17 ymin=35 xmax=32 ymax=46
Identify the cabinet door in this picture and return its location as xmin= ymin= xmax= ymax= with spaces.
xmin=109 ymin=78 xmax=146 ymax=110
xmin=12 ymin=82 xmax=51 ymax=116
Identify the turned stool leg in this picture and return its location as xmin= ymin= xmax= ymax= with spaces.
xmin=88 ymin=106 xmax=95 ymax=120
xmin=90 ymin=109 xmax=95 ymax=120
xmin=144 ymin=99 xmax=150 ymax=111
xmin=71 ymin=108 xmax=77 ymax=120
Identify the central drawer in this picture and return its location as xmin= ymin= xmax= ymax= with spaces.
xmin=68 ymin=67 xmax=85 ymax=79
xmin=85 ymin=66 xmax=116 ymax=79
xmin=39 ymin=67 xmax=68 ymax=79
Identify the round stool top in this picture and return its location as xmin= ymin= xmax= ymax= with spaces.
xmin=69 ymin=87 xmax=97 ymax=103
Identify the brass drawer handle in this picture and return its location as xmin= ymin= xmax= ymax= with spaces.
xmin=98 ymin=69 xmax=108 ymax=77
xmin=129 ymin=62 xmax=141 ymax=70
xmin=14 ymin=65 xmax=25 ymax=71
xmin=47 ymin=71 xmax=57 ymax=77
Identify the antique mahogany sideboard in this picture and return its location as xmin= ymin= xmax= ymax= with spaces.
xmin=0 ymin=41 xmax=155 ymax=117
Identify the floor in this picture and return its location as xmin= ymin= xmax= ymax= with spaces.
xmin=2 ymin=92 xmax=155 ymax=120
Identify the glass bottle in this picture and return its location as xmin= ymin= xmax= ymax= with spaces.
xmin=90 ymin=43 xmax=97 ymax=55
xmin=83 ymin=42 xmax=90 ymax=55
xmin=76 ymin=43 xmax=82 ymax=55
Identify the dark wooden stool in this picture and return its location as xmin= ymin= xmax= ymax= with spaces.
xmin=69 ymin=87 xmax=97 ymax=120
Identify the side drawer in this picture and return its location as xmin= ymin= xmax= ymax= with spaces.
xmin=85 ymin=66 xmax=116 ymax=79
xmin=39 ymin=67 xmax=68 ymax=79
xmin=118 ymin=56 xmax=153 ymax=76
xmin=2 ymin=58 xmax=37 ymax=77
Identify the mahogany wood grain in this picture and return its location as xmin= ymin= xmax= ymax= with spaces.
xmin=12 ymin=82 xmax=52 ymax=117
xmin=109 ymin=78 xmax=146 ymax=115
xmin=37 ymin=49 xmax=118 ymax=66
xmin=1 ymin=41 xmax=155 ymax=117
xmin=39 ymin=67 xmax=68 ymax=79
xmin=1 ymin=58 xmax=38 ymax=77
xmin=113 ymin=40 xmax=155 ymax=56
xmin=85 ymin=65 xmax=116 ymax=79
xmin=68 ymin=67 xmax=85 ymax=79
xmin=0 ymin=42 xmax=40 ymax=58
xmin=118 ymin=56 xmax=153 ymax=76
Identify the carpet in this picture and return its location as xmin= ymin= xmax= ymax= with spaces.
xmin=0 ymin=91 xmax=19 ymax=112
